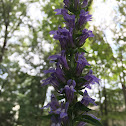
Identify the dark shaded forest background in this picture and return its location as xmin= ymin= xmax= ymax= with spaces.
xmin=0 ymin=0 xmax=126 ymax=126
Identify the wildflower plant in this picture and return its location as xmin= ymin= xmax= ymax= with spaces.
xmin=42 ymin=0 xmax=103 ymax=126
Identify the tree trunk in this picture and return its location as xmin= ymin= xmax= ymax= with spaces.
xmin=103 ymin=86 xmax=108 ymax=126
xmin=98 ymin=86 xmax=103 ymax=116
xmin=121 ymin=83 xmax=126 ymax=111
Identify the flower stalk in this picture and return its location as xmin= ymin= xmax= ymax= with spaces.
xmin=42 ymin=0 xmax=103 ymax=126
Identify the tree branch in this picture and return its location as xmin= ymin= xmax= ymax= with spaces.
xmin=0 ymin=0 xmax=11 ymax=63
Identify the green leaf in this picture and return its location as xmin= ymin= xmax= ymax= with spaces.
xmin=74 ymin=33 xmax=83 ymax=38
xmin=77 ymin=90 xmax=83 ymax=96
xmin=70 ymin=54 xmax=75 ymax=68
xmin=75 ymin=115 xmax=103 ymax=126
xmin=78 ymin=48 xmax=89 ymax=53
xmin=74 ymin=102 xmax=91 ymax=112
xmin=57 ymin=95 xmax=65 ymax=100
xmin=85 ymin=65 xmax=92 ymax=69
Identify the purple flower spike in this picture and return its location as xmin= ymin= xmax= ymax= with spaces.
xmin=84 ymin=69 xmax=100 ymax=88
xmin=42 ymin=0 xmax=101 ymax=125
xmin=48 ymin=54 xmax=60 ymax=63
xmin=54 ymin=63 xmax=66 ymax=83
xmin=42 ymin=94 xmax=60 ymax=113
xmin=82 ymin=0 xmax=88 ymax=8
xmin=67 ymin=79 xmax=76 ymax=87
xmin=64 ymin=14 xmax=75 ymax=28
xmin=42 ymin=77 xmax=51 ymax=86
xmin=63 ymin=0 xmax=70 ymax=8
xmin=50 ymin=74 xmax=60 ymax=89
xmin=59 ymin=50 xmax=69 ymax=70
xmin=78 ymin=10 xmax=92 ymax=26
xmin=51 ymin=115 xmax=61 ymax=126
xmin=51 ymin=26 xmax=75 ymax=50
xmin=81 ymin=90 xmax=97 ymax=106
xmin=54 ymin=9 xmax=68 ymax=16
xmin=43 ymin=68 xmax=55 ymax=74
xmin=44 ymin=95 xmax=69 ymax=120
xmin=79 ymin=29 xmax=94 ymax=46
xmin=50 ymin=94 xmax=60 ymax=111
xmin=60 ymin=102 xmax=69 ymax=118
xmin=74 ymin=0 xmax=80 ymax=9
xmin=69 ymin=28 xmax=75 ymax=48
xmin=52 ymin=27 xmax=69 ymax=49
xmin=76 ymin=53 xmax=90 ymax=76
xmin=63 ymin=79 xmax=76 ymax=102
xmin=49 ymin=30 xmax=57 ymax=35
xmin=42 ymin=74 xmax=60 ymax=90
xmin=54 ymin=102 xmax=69 ymax=119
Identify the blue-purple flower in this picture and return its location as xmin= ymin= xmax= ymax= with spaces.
xmin=42 ymin=73 xmax=60 ymax=90
xmin=48 ymin=53 xmax=60 ymax=63
xmin=78 ymin=10 xmax=92 ymax=26
xmin=78 ymin=29 xmax=94 ymax=46
xmin=54 ymin=63 xmax=66 ymax=83
xmin=55 ymin=9 xmax=75 ymax=28
xmin=81 ymin=90 xmax=97 ymax=106
xmin=64 ymin=14 xmax=75 ymax=28
xmin=54 ymin=102 xmax=69 ymax=118
xmin=42 ymin=94 xmax=59 ymax=111
xmin=51 ymin=116 xmax=61 ymax=126
xmin=42 ymin=63 xmax=66 ymax=90
xmin=75 ymin=53 xmax=90 ymax=76
xmin=61 ymin=79 xmax=76 ymax=102
xmin=74 ymin=0 xmax=80 ymax=9
xmin=63 ymin=0 xmax=70 ymax=8
xmin=84 ymin=69 xmax=100 ymax=88
xmin=59 ymin=50 xmax=69 ymax=70
xmin=48 ymin=50 xmax=69 ymax=70
xmin=54 ymin=8 xmax=68 ymax=16
xmin=50 ymin=26 xmax=75 ymax=50
xmin=82 ymin=0 xmax=88 ymax=8
xmin=42 ymin=94 xmax=69 ymax=120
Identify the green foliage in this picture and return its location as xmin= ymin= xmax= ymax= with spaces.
xmin=73 ymin=102 xmax=92 ymax=112
xmin=75 ymin=115 xmax=103 ymax=126
xmin=0 ymin=0 xmax=50 ymax=126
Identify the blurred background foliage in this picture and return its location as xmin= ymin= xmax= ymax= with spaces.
xmin=0 ymin=0 xmax=126 ymax=126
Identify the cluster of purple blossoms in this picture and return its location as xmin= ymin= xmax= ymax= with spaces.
xmin=42 ymin=0 xmax=102 ymax=126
